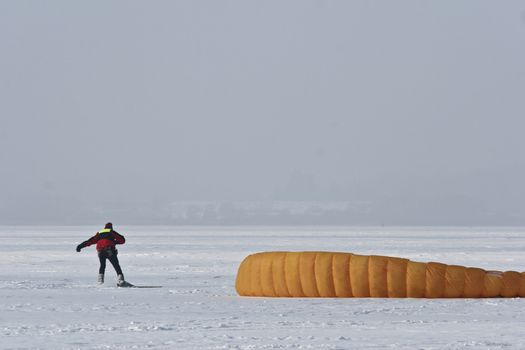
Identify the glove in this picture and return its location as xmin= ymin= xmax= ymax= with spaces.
xmin=76 ymin=244 xmax=83 ymax=252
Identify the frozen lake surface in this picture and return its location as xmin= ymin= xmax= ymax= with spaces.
xmin=1 ymin=226 xmax=525 ymax=349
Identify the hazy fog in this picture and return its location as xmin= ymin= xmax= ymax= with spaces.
xmin=1 ymin=1 xmax=524 ymax=225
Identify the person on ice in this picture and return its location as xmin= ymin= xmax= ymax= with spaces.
xmin=76 ymin=222 xmax=130 ymax=286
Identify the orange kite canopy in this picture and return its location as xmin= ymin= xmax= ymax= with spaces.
xmin=235 ymin=252 xmax=525 ymax=298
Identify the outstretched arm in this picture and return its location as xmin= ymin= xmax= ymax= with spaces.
xmin=76 ymin=234 xmax=99 ymax=252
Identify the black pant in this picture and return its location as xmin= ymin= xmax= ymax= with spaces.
xmin=98 ymin=248 xmax=123 ymax=275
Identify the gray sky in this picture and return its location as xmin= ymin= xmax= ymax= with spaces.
xmin=1 ymin=1 xmax=525 ymax=225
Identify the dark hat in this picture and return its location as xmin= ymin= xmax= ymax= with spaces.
xmin=104 ymin=222 xmax=113 ymax=229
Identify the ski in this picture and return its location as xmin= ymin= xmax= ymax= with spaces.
xmin=117 ymin=282 xmax=162 ymax=288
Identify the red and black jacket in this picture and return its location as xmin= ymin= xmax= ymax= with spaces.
xmin=79 ymin=228 xmax=125 ymax=252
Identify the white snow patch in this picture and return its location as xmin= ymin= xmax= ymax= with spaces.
xmin=1 ymin=226 xmax=525 ymax=349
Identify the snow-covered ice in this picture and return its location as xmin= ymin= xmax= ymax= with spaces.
xmin=1 ymin=226 xmax=525 ymax=349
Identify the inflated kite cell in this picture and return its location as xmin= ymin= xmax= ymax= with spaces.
xmin=235 ymin=252 xmax=525 ymax=298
